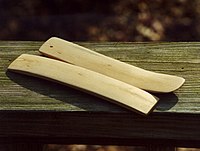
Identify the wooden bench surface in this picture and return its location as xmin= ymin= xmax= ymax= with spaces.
xmin=0 ymin=41 xmax=200 ymax=147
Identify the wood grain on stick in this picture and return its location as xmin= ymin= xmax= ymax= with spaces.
xmin=8 ymin=54 xmax=157 ymax=115
xmin=39 ymin=37 xmax=185 ymax=93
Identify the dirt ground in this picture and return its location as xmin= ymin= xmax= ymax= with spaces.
xmin=0 ymin=0 xmax=200 ymax=41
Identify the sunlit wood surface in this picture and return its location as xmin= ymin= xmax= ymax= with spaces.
xmin=0 ymin=41 xmax=200 ymax=149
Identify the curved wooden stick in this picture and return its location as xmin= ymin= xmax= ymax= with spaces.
xmin=39 ymin=37 xmax=185 ymax=93
xmin=8 ymin=54 xmax=157 ymax=115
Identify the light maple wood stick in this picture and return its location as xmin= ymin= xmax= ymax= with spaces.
xmin=39 ymin=37 xmax=185 ymax=93
xmin=8 ymin=54 xmax=157 ymax=115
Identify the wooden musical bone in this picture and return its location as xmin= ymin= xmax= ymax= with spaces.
xmin=8 ymin=54 xmax=158 ymax=115
xmin=39 ymin=37 xmax=185 ymax=93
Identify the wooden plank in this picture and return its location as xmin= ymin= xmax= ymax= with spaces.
xmin=0 ymin=144 xmax=43 ymax=151
xmin=0 ymin=112 xmax=200 ymax=147
xmin=0 ymin=41 xmax=200 ymax=146
xmin=0 ymin=41 xmax=199 ymax=113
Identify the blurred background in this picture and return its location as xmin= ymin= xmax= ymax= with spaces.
xmin=0 ymin=0 xmax=200 ymax=41
xmin=1 ymin=0 xmax=199 ymax=150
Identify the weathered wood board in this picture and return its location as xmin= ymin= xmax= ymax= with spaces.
xmin=0 ymin=41 xmax=200 ymax=147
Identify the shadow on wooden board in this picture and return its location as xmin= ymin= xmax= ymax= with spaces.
xmin=6 ymin=71 xmax=178 ymax=112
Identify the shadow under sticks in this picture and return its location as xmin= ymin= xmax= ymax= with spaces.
xmin=6 ymin=71 xmax=178 ymax=113
xmin=153 ymin=92 xmax=179 ymax=111
xmin=6 ymin=71 xmax=126 ymax=112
